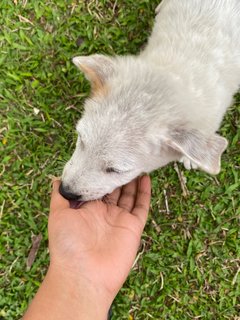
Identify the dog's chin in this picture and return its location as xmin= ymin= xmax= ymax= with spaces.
xmin=80 ymin=194 xmax=104 ymax=202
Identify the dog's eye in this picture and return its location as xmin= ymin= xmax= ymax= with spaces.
xmin=106 ymin=167 xmax=122 ymax=174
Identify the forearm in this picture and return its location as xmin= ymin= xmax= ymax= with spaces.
xmin=23 ymin=265 xmax=111 ymax=320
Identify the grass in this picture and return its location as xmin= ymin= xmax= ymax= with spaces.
xmin=0 ymin=0 xmax=239 ymax=319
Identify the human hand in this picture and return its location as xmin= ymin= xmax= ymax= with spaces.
xmin=49 ymin=176 xmax=151 ymax=304
xmin=23 ymin=176 xmax=151 ymax=320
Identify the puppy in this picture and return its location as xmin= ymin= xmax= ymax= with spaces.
xmin=60 ymin=0 xmax=240 ymax=201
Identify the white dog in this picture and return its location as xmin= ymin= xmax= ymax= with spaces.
xmin=60 ymin=0 xmax=240 ymax=201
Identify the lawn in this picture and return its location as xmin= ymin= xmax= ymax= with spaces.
xmin=0 ymin=0 xmax=239 ymax=319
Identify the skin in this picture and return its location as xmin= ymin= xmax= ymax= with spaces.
xmin=23 ymin=176 xmax=151 ymax=320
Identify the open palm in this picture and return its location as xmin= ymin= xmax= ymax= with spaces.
xmin=49 ymin=176 xmax=151 ymax=298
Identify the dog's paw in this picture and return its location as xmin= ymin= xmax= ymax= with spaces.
xmin=179 ymin=156 xmax=199 ymax=170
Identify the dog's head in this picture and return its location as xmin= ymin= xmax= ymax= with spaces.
xmin=61 ymin=55 xmax=163 ymax=200
xmin=60 ymin=54 xmax=228 ymax=201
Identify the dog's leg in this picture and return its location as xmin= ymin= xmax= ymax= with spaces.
xmin=179 ymin=156 xmax=199 ymax=171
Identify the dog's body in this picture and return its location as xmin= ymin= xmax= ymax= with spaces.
xmin=61 ymin=0 xmax=240 ymax=201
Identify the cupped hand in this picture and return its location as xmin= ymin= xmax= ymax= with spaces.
xmin=48 ymin=176 xmax=151 ymax=302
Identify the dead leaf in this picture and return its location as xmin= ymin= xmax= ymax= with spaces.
xmin=27 ymin=233 xmax=42 ymax=270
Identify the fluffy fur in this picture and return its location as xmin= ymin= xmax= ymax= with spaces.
xmin=61 ymin=0 xmax=240 ymax=201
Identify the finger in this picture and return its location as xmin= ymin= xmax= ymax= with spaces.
xmin=117 ymin=178 xmax=138 ymax=212
xmin=104 ymin=186 xmax=121 ymax=206
xmin=50 ymin=180 xmax=70 ymax=213
xmin=132 ymin=175 xmax=151 ymax=226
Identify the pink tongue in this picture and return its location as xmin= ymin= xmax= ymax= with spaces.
xmin=70 ymin=200 xmax=85 ymax=209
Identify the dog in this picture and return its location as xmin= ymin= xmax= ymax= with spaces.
xmin=60 ymin=0 xmax=240 ymax=201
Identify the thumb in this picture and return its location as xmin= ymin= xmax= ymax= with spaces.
xmin=50 ymin=180 xmax=70 ymax=214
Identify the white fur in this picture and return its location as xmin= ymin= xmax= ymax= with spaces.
xmin=61 ymin=0 xmax=240 ymax=201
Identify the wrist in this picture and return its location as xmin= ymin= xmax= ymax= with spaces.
xmin=47 ymin=263 xmax=113 ymax=319
xmin=24 ymin=263 xmax=113 ymax=320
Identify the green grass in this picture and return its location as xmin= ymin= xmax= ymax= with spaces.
xmin=0 ymin=1 xmax=239 ymax=319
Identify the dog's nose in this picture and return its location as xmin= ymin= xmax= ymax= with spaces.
xmin=59 ymin=182 xmax=81 ymax=201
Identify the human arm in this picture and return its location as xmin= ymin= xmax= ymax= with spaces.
xmin=23 ymin=176 xmax=151 ymax=320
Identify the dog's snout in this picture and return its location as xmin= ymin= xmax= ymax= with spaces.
xmin=59 ymin=182 xmax=82 ymax=201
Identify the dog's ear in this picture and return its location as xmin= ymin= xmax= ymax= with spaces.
xmin=72 ymin=54 xmax=115 ymax=93
xmin=163 ymin=129 xmax=228 ymax=174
